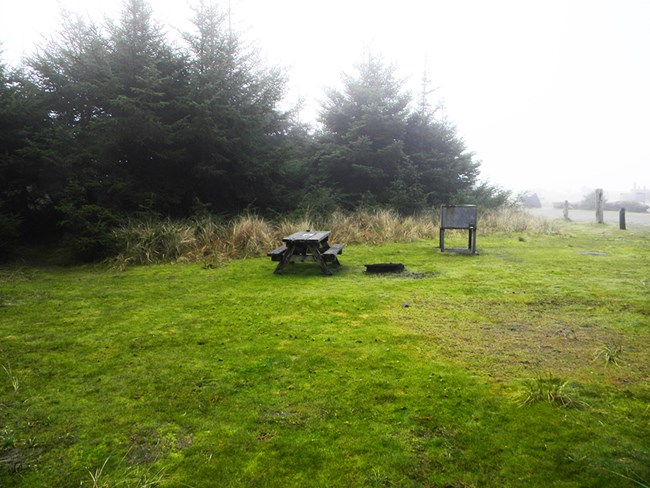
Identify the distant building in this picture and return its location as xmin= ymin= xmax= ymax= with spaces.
xmin=620 ymin=184 xmax=647 ymax=203
xmin=521 ymin=193 xmax=542 ymax=208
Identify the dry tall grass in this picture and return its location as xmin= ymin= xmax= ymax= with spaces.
xmin=111 ymin=207 xmax=560 ymax=268
xmin=329 ymin=209 xmax=437 ymax=245
xmin=479 ymin=207 xmax=561 ymax=235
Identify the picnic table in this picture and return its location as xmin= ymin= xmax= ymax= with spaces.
xmin=267 ymin=230 xmax=344 ymax=275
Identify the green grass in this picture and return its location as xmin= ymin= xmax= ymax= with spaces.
xmin=1 ymin=222 xmax=649 ymax=486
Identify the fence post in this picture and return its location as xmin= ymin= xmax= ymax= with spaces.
xmin=619 ymin=208 xmax=626 ymax=230
xmin=563 ymin=200 xmax=570 ymax=220
xmin=595 ymin=189 xmax=604 ymax=224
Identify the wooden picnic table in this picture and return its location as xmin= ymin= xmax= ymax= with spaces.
xmin=267 ymin=230 xmax=344 ymax=275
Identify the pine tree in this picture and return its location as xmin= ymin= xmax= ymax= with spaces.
xmin=317 ymin=55 xmax=411 ymax=207
xmin=181 ymin=0 xmax=287 ymax=212
xmin=0 ymin=56 xmax=52 ymax=248
xmin=318 ymin=54 xmax=481 ymax=212
xmin=106 ymin=0 xmax=189 ymax=214
xmin=404 ymin=110 xmax=479 ymax=205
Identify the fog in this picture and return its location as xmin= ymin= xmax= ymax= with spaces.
xmin=2 ymin=0 xmax=649 ymax=201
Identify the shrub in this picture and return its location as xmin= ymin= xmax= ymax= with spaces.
xmin=0 ymin=212 xmax=21 ymax=258
xmin=453 ymin=181 xmax=514 ymax=209
xmin=58 ymin=204 xmax=119 ymax=261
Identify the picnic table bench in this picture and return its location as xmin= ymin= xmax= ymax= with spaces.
xmin=268 ymin=230 xmax=344 ymax=275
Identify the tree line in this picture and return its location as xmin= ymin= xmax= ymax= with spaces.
xmin=0 ymin=0 xmax=509 ymax=260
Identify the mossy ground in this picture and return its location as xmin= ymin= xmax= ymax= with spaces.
xmin=1 ymin=222 xmax=648 ymax=487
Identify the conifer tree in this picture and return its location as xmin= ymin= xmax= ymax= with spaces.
xmin=106 ymin=0 xmax=189 ymax=214
xmin=318 ymin=55 xmax=481 ymax=212
xmin=0 ymin=56 xmax=51 ymax=249
xmin=181 ymin=0 xmax=288 ymax=212
xmin=317 ymin=55 xmax=410 ymax=207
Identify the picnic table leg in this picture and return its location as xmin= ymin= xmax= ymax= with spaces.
xmin=309 ymin=244 xmax=333 ymax=276
xmin=274 ymin=244 xmax=296 ymax=274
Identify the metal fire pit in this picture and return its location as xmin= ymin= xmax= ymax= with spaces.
xmin=364 ymin=263 xmax=405 ymax=273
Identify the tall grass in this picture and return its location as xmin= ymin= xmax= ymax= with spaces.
xmin=223 ymin=214 xmax=275 ymax=258
xmin=111 ymin=207 xmax=560 ymax=268
xmin=330 ymin=209 xmax=438 ymax=244
xmin=479 ymin=207 xmax=560 ymax=235
xmin=2 ymin=363 xmax=19 ymax=392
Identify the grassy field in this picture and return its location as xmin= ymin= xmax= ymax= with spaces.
xmin=1 ymin=221 xmax=649 ymax=487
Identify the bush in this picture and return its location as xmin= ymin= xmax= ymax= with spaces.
xmin=0 ymin=212 xmax=21 ymax=258
xmin=58 ymin=204 xmax=119 ymax=261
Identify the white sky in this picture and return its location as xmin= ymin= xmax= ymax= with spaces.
xmin=1 ymin=0 xmax=649 ymax=201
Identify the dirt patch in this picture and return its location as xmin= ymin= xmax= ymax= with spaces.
xmin=365 ymin=270 xmax=438 ymax=280
xmin=127 ymin=429 xmax=193 ymax=465
xmin=402 ymin=304 xmax=647 ymax=384
xmin=0 ymin=447 xmax=38 ymax=473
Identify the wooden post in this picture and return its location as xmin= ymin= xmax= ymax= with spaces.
xmin=595 ymin=189 xmax=604 ymax=224
xmin=563 ymin=200 xmax=570 ymax=220
xmin=619 ymin=208 xmax=626 ymax=230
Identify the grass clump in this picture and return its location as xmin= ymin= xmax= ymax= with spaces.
xmin=1 ymin=364 xmax=19 ymax=392
xmin=223 ymin=214 xmax=275 ymax=257
xmin=112 ymin=218 xmax=201 ymax=268
xmin=86 ymin=455 xmax=166 ymax=488
xmin=112 ymin=214 xmax=275 ymax=268
xmin=594 ymin=342 xmax=623 ymax=366
xmin=517 ymin=374 xmax=583 ymax=408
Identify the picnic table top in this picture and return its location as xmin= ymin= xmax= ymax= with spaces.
xmin=282 ymin=230 xmax=330 ymax=244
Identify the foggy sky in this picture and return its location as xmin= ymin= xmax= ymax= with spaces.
xmin=2 ymin=0 xmax=649 ymax=201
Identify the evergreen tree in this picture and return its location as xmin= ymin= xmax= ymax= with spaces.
xmin=27 ymin=12 xmax=117 ymax=231
xmin=181 ymin=0 xmax=287 ymax=213
xmin=105 ymin=0 xmax=189 ymax=214
xmin=317 ymin=55 xmax=410 ymax=207
xmin=317 ymin=55 xmax=481 ymax=212
xmin=404 ymin=110 xmax=479 ymax=205
xmin=0 ymin=55 xmax=52 ymax=250
xmin=24 ymin=1 xmax=190 ymax=257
